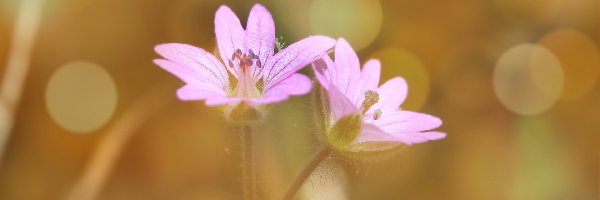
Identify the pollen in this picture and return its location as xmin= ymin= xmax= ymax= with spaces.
xmin=373 ymin=109 xmax=382 ymax=120
xmin=361 ymin=90 xmax=379 ymax=114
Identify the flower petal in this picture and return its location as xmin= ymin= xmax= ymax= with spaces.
xmin=176 ymin=84 xmax=229 ymax=104
xmin=311 ymin=55 xmax=336 ymax=91
xmin=333 ymin=38 xmax=361 ymax=95
xmin=246 ymin=4 xmax=275 ymax=80
xmin=153 ymin=43 xmax=228 ymax=89
xmin=154 ymin=59 xmax=201 ymax=85
xmin=206 ymin=97 xmax=243 ymax=106
xmin=246 ymin=95 xmax=288 ymax=105
xmin=262 ymin=35 xmax=335 ymax=89
xmin=231 ymin=74 xmax=312 ymax=105
xmin=353 ymin=123 xmax=397 ymax=144
xmin=369 ymin=77 xmax=408 ymax=112
xmin=249 ymin=73 xmax=312 ymax=105
xmin=391 ymin=131 xmax=446 ymax=145
xmin=348 ymin=59 xmax=381 ymax=106
xmin=327 ymin=86 xmax=359 ymax=121
xmin=359 ymin=59 xmax=381 ymax=92
xmin=263 ymin=73 xmax=312 ymax=97
xmin=215 ymin=5 xmax=245 ymax=77
xmin=354 ymin=125 xmax=445 ymax=145
xmin=373 ymin=111 xmax=442 ymax=133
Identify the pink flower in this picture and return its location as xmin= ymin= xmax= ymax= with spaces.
xmin=313 ymin=38 xmax=446 ymax=152
xmin=154 ymin=4 xmax=335 ymax=106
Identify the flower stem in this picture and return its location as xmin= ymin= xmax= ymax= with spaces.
xmin=282 ymin=146 xmax=332 ymax=200
xmin=312 ymin=85 xmax=327 ymax=136
xmin=242 ymin=125 xmax=256 ymax=200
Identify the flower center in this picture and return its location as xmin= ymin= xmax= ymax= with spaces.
xmin=229 ymin=49 xmax=262 ymax=98
xmin=360 ymin=90 xmax=382 ymax=120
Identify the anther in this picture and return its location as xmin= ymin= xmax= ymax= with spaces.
xmin=373 ymin=109 xmax=382 ymax=120
xmin=232 ymin=49 xmax=243 ymax=60
xmin=361 ymin=90 xmax=379 ymax=114
xmin=231 ymin=49 xmax=262 ymax=72
xmin=248 ymin=49 xmax=257 ymax=59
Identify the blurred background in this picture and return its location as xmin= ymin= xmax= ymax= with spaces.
xmin=0 ymin=0 xmax=598 ymax=199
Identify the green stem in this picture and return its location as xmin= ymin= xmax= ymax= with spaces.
xmin=313 ymin=85 xmax=327 ymax=135
xmin=242 ymin=126 xmax=255 ymax=200
xmin=282 ymin=146 xmax=332 ymax=200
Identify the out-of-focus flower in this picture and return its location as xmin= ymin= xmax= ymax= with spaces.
xmin=313 ymin=38 xmax=446 ymax=152
xmin=153 ymin=4 xmax=335 ymax=123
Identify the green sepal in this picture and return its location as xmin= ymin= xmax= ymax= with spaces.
xmin=226 ymin=101 xmax=262 ymax=126
xmin=327 ymin=114 xmax=362 ymax=149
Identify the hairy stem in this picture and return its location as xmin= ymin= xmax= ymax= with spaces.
xmin=282 ymin=146 xmax=332 ymax=200
xmin=312 ymin=85 xmax=327 ymax=136
xmin=242 ymin=126 xmax=256 ymax=200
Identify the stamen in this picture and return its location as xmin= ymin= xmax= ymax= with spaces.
xmin=361 ymin=90 xmax=379 ymax=114
xmin=248 ymin=49 xmax=257 ymax=59
xmin=373 ymin=109 xmax=382 ymax=120
xmin=229 ymin=49 xmax=262 ymax=98
xmin=233 ymin=49 xmax=242 ymax=60
xmin=240 ymin=57 xmax=253 ymax=71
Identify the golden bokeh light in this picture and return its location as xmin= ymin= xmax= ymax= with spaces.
xmin=493 ymin=44 xmax=564 ymax=115
xmin=368 ymin=48 xmax=431 ymax=111
xmin=310 ymin=0 xmax=382 ymax=51
xmin=45 ymin=61 xmax=117 ymax=133
xmin=538 ymin=29 xmax=600 ymax=101
xmin=165 ymin=0 xmax=216 ymax=45
xmin=271 ymin=0 xmax=312 ymax=41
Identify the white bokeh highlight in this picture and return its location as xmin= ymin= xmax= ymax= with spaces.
xmin=45 ymin=61 xmax=117 ymax=133
xmin=493 ymin=44 xmax=564 ymax=115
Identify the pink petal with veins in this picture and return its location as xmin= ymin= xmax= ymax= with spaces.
xmin=263 ymin=36 xmax=335 ymax=89
xmin=312 ymin=55 xmax=336 ymax=91
xmin=353 ymin=124 xmax=398 ymax=144
xmin=368 ymin=77 xmax=408 ymax=113
xmin=333 ymin=38 xmax=361 ymax=95
xmin=348 ymin=59 xmax=381 ymax=106
xmin=372 ymin=111 xmax=443 ymax=133
xmin=176 ymin=84 xmax=228 ymax=102
xmin=263 ymin=73 xmax=312 ymax=98
xmin=215 ymin=5 xmax=245 ymax=77
xmin=246 ymin=4 xmax=275 ymax=80
xmin=327 ymin=86 xmax=358 ymax=121
xmin=392 ymin=131 xmax=447 ymax=145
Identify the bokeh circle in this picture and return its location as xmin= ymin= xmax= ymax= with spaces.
xmin=310 ymin=0 xmax=383 ymax=51
xmin=538 ymin=29 xmax=600 ymax=101
xmin=493 ymin=44 xmax=564 ymax=115
xmin=46 ymin=61 xmax=118 ymax=133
